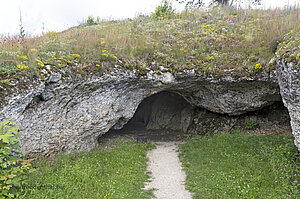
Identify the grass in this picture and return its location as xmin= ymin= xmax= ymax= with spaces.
xmin=19 ymin=140 xmax=154 ymax=199
xmin=14 ymin=132 xmax=300 ymax=198
xmin=179 ymin=132 xmax=300 ymax=199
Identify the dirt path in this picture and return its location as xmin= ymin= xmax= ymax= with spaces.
xmin=144 ymin=142 xmax=192 ymax=199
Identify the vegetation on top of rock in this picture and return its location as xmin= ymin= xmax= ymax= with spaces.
xmin=0 ymin=6 xmax=299 ymax=90
xmin=276 ymin=27 xmax=300 ymax=67
xmin=176 ymin=0 xmax=262 ymax=9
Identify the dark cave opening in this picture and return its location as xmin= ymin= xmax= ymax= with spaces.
xmin=99 ymin=91 xmax=292 ymax=143
xmin=101 ymin=91 xmax=194 ymax=141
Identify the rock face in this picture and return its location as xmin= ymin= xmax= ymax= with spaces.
xmin=0 ymin=70 xmax=285 ymax=156
xmin=277 ymin=61 xmax=300 ymax=150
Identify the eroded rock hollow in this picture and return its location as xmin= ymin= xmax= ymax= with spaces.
xmin=103 ymin=91 xmax=194 ymax=141
xmin=125 ymin=91 xmax=193 ymax=132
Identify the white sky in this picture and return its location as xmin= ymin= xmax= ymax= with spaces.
xmin=0 ymin=0 xmax=299 ymax=36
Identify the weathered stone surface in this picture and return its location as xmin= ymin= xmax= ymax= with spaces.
xmin=277 ymin=60 xmax=300 ymax=150
xmin=0 ymin=69 xmax=282 ymax=156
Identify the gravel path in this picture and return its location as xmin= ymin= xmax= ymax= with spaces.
xmin=144 ymin=142 xmax=192 ymax=199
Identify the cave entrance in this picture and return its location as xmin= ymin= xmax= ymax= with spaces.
xmin=102 ymin=91 xmax=194 ymax=142
xmin=99 ymin=92 xmax=292 ymax=144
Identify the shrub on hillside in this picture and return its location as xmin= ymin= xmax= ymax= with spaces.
xmin=152 ymin=0 xmax=175 ymax=19
xmin=0 ymin=119 xmax=34 ymax=198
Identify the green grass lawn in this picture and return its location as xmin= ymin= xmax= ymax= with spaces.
xmin=19 ymin=140 xmax=154 ymax=199
xmin=179 ymin=132 xmax=300 ymax=199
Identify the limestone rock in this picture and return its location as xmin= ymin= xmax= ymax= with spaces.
xmin=0 ymin=71 xmax=283 ymax=156
xmin=276 ymin=60 xmax=300 ymax=150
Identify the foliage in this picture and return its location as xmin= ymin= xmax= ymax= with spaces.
xmin=0 ymin=119 xmax=34 ymax=198
xmin=84 ymin=16 xmax=99 ymax=26
xmin=245 ymin=121 xmax=259 ymax=130
xmin=152 ymin=0 xmax=175 ymax=19
xmin=19 ymin=140 xmax=154 ymax=199
xmin=179 ymin=132 xmax=300 ymax=198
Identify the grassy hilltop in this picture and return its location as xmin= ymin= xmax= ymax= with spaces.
xmin=0 ymin=6 xmax=300 ymax=90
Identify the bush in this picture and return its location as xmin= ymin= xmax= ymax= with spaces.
xmin=81 ymin=16 xmax=100 ymax=26
xmin=0 ymin=119 xmax=34 ymax=198
xmin=152 ymin=0 xmax=175 ymax=19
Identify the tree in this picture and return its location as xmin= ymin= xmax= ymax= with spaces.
xmin=176 ymin=0 xmax=261 ymax=9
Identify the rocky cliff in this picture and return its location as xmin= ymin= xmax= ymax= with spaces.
xmin=0 ymin=67 xmax=289 ymax=156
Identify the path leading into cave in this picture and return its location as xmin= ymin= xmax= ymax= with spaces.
xmin=144 ymin=142 xmax=192 ymax=199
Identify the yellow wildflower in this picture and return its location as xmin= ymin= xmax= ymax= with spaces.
xmin=30 ymin=48 xmax=37 ymax=53
xmin=100 ymin=39 xmax=106 ymax=45
xmin=112 ymin=55 xmax=118 ymax=60
xmin=96 ymin=64 xmax=100 ymax=67
xmin=35 ymin=59 xmax=44 ymax=67
xmin=219 ymin=35 xmax=227 ymax=39
xmin=296 ymin=53 xmax=300 ymax=61
xmin=16 ymin=64 xmax=29 ymax=69
xmin=16 ymin=55 xmax=28 ymax=60
xmin=255 ymin=63 xmax=263 ymax=70
xmin=72 ymin=54 xmax=81 ymax=59
xmin=101 ymin=53 xmax=109 ymax=57
xmin=201 ymin=24 xmax=210 ymax=28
